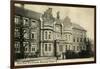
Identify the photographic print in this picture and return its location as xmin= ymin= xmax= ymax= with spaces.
xmin=11 ymin=1 xmax=96 ymax=68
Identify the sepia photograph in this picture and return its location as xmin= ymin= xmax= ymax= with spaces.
xmin=11 ymin=1 xmax=96 ymax=68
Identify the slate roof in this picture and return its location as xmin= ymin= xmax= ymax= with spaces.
xmin=15 ymin=6 xmax=42 ymax=20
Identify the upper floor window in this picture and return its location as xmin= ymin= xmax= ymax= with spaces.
xmin=23 ymin=42 xmax=29 ymax=47
xmin=15 ymin=16 xmax=20 ymax=24
xmin=23 ymin=18 xmax=29 ymax=26
xmin=48 ymin=32 xmax=51 ymax=39
xmin=31 ymin=33 xmax=34 ymax=39
xmin=66 ymin=35 xmax=67 ymax=41
xmin=69 ymin=35 xmax=71 ymax=41
xmin=80 ymin=38 xmax=82 ymax=42
xmin=77 ymin=46 xmax=80 ymax=51
xmin=69 ymin=45 xmax=70 ymax=50
xmin=23 ymin=29 xmax=29 ymax=39
xmin=31 ymin=20 xmax=37 ymax=27
xmin=73 ymin=38 xmax=75 ymax=42
xmin=15 ymin=28 xmax=20 ymax=38
xmin=15 ymin=42 xmax=20 ymax=47
xmin=15 ymin=42 xmax=20 ymax=52
xmin=45 ymin=31 xmax=47 ymax=39
xmin=25 ymin=47 xmax=28 ymax=51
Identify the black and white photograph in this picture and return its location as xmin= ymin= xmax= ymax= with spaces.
xmin=11 ymin=1 xmax=96 ymax=68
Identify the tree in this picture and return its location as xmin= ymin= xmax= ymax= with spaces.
xmin=79 ymin=38 xmax=93 ymax=58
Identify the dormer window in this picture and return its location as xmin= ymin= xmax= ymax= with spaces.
xmin=31 ymin=20 xmax=37 ymax=28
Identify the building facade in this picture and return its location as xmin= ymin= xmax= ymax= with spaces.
xmin=14 ymin=6 xmax=41 ymax=59
xmin=14 ymin=6 xmax=87 ymax=59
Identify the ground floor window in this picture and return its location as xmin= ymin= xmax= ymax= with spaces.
xmin=32 ymin=48 xmax=35 ymax=51
xmin=44 ymin=43 xmax=52 ymax=51
xmin=45 ymin=44 xmax=47 ymax=51
xmin=15 ymin=42 xmax=20 ymax=53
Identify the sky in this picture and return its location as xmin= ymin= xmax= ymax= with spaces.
xmin=15 ymin=3 xmax=95 ymax=40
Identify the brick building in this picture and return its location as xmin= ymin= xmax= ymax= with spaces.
xmin=14 ymin=6 xmax=87 ymax=59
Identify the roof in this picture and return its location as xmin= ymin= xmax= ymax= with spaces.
xmin=15 ymin=6 xmax=42 ymax=20
xmin=72 ymin=23 xmax=86 ymax=31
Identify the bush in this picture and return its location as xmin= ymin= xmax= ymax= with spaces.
xmin=65 ymin=50 xmax=79 ymax=59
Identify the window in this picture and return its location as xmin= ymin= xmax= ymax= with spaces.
xmin=69 ymin=35 xmax=70 ymax=41
xmin=66 ymin=45 xmax=68 ymax=50
xmin=49 ymin=32 xmax=51 ymax=39
xmin=15 ymin=28 xmax=20 ymax=38
xmin=23 ymin=18 xmax=29 ymax=26
xmin=15 ymin=42 xmax=20 ymax=52
xmin=66 ymin=35 xmax=67 ymax=40
xmin=77 ymin=46 xmax=80 ymax=51
xmin=25 ymin=47 xmax=28 ymax=51
xmin=15 ymin=16 xmax=20 ymax=24
xmin=31 ymin=33 xmax=34 ymax=39
xmin=69 ymin=45 xmax=70 ymax=50
xmin=80 ymin=38 xmax=82 ymax=42
xmin=31 ymin=20 xmax=36 ymax=27
xmin=23 ymin=29 xmax=29 ymax=39
xmin=49 ymin=44 xmax=51 ymax=51
xmin=16 ymin=48 xmax=19 ymax=51
xmin=73 ymin=46 xmax=75 ymax=51
xmin=15 ymin=42 xmax=20 ymax=47
xmin=32 ymin=48 xmax=35 ymax=51
xmin=45 ymin=31 xmax=47 ymax=39
xmin=73 ymin=38 xmax=75 ymax=42
xmin=45 ymin=44 xmax=47 ymax=51
xmin=23 ymin=42 xmax=29 ymax=47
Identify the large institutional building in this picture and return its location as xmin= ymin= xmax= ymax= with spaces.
xmin=14 ymin=6 xmax=87 ymax=59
